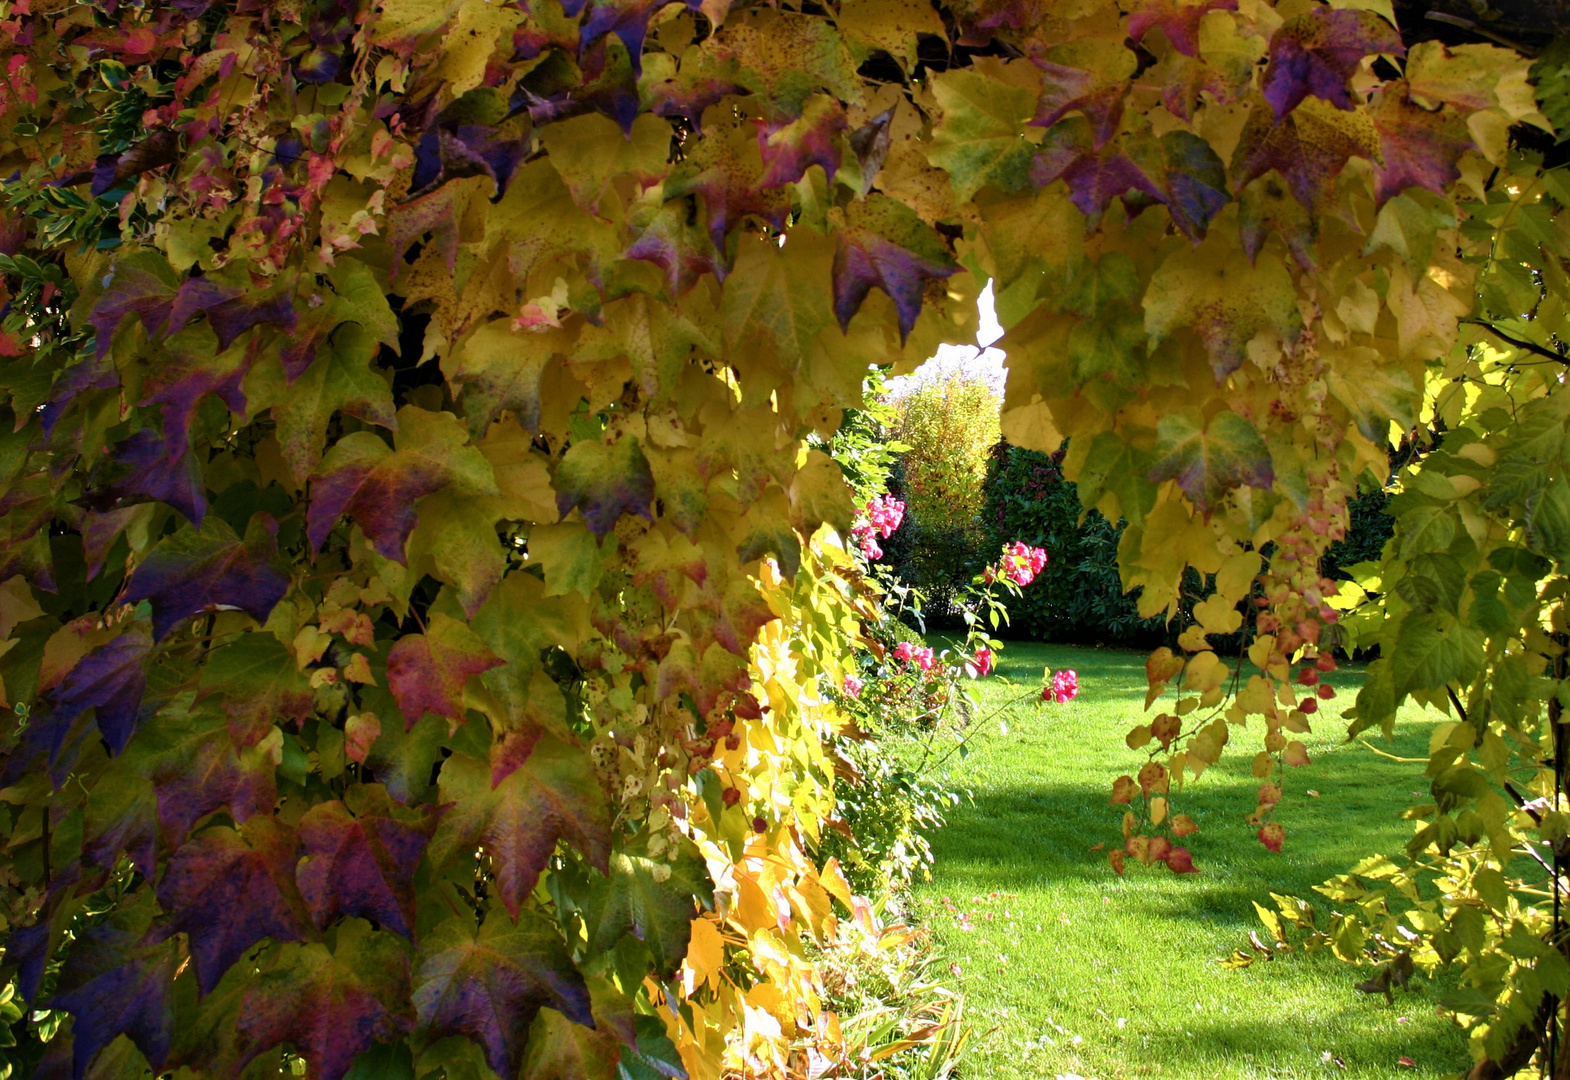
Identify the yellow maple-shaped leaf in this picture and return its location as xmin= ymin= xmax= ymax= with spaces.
xmin=1144 ymin=232 xmax=1301 ymax=379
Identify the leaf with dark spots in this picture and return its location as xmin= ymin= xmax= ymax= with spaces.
xmin=307 ymin=407 xmax=497 ymax=562
xmin=428 ymin=740 xmax=610 ymax=919
xmin=414 ymin=910 xmax=593 ymax=1080
xmin=1367 ymin=88 xmax=1474 ymax=209
xmin=50 ymin=624 xmax=152 ymax=754
xmin=554 ymin=436 xmax=657 ymax=539
xmin=235 ymin=922 xmax=415 ymax=1080
xmin=50 ymin=893 xmax=178 ymax=1080
xmin=123 ymin=515 xmax=290 ymax=641
xmin=757 ymin=95 xmax=846 ymax=188
xmin=1032 ymin=120 xmax=1166 ymax=220
xmin=625 ymin=197 xmax=727 ymax=295
xmin=1230 ymin=95 xmax=1379 ymax=210
xmin=662 ymin=114 xmax=791 ymax=255
xmin=1127 ymin=0 xmax=1238 ymax=56
xmin=154 ymin=818 xmax=308 ymax=995
xmin=1261 ymin=7 xmax=1403 ymax=119
xmin=446 ymin=319 xmax=574 ymax=440
xmin=386 ymin=613 xmax=503 ymax=728
xmin=197 ymin=633 xmax=315 ymax=747
xmin=832 ymin=195 xmax=957 ymax=341
xmin=295 ymin=795 xmax=437 ymax=939
xmin=1149 ymin=408 xmax=1275 ymax=516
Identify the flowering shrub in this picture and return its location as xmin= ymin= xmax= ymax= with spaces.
xmin=852 ymin=495 xmax=907 ymax=560
xmin=1047 ymin=669 xmax=1080 ymax=704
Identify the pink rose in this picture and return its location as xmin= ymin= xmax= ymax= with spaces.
xmin=843 ymin=675 xmax=863 ymax=698
xmin=1050 ymin=669 xmax=1078 ymax=703
xmin=967 ymin=648 xmax=994 ymax=678
xmin=893 ymin=641 xmax=916 ymax=662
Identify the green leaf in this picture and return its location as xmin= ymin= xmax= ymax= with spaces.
xmin=582 ymin=843 xmax=713 ymax=978
xmin=1390 ymin=612 xmax=1484 ymax=698
xmin=1148 ymin=409 xmax=1274 ymax=516
xmin=926 ymin=66 xmax=1037 ymax=202
xmin=554 ymin=437 xmax=658 ymax=540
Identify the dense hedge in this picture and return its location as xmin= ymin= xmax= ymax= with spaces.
xmin=975 ymin=443 xmax=1396 ymax=648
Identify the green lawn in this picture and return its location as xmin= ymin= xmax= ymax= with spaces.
xmin=909 ymin=641 xmax=1469 ymax=1080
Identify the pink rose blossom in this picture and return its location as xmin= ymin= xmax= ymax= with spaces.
xmin=914 ymin=646 xmax=936 ymax=671
xmin=988 ymin=542 xmax=1049 ymax=587
xmin=967 ymin=648 xmax=994 ymax=678
xmin=843 ymin=675 xmax=863 ymax=698
xmin=893 ymin=641 xmax=916 ymax=662
xmin=1047 ymin=669 xmax=1078 ymax=703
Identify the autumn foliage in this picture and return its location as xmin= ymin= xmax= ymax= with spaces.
xmin=0 ymin=0 xmax=1560 ymax=1075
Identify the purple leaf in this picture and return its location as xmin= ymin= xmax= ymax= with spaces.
xmin=155 ymin=818 xmax=308 ymax=995
xmin=413 ymin=910 xmax=594 ymax=1080
xmin=109 ymin=429 xmax=207 ymax=525
xmin=87 ymin=252 xmax=180 ymax=359
xmin=1262 ymin=7 xmax=1404 ymax=119
xmin=756 ymin=96 xmax=846 ymax=188
xmin=554 ymin=436 xmax=656 ymax=539
xmin=123 ymin=515 xmax=290 ymax=641
xmin=50 ymin=895 xmax=178 ymax=1080
xmin=832 ymin=195 xmax=958 ymax=340
xmin=50 ymin=624 xmax=152 ymax=754
xmin=295 ymin=795 xmax=436 ymax=939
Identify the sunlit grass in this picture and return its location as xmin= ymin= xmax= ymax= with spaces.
xmin=909 ymin=641 xmax=1469 ymax=1080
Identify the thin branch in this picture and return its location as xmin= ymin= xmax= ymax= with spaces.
xmin=1465 ymin=320 xmax=1570 ymax=367
xmin=1423 ymin=11 xmax=1539 ymax=56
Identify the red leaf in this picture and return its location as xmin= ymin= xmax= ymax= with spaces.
xmin=1127 ymin=0 xmax=1239 ymax=56
xmin=1258 ymin=822 xmax=1286 ymax=853
xmin=1397 ymin=1056 xmax=1417 ymax=1067
xmin=386 ymin=614 xmax=503 ymax=728
xmin=430 ymin=741 xmax=612 ymax=920
xmin=295 ymin=793 xmax=438 ymax=939
xmin=235 ymin=922 xmax=415 ymax=1080
xmin=1166 ymin=846 xmax=1199 ymax=873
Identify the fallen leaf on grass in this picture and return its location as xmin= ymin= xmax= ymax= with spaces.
xmin=1398 ymin=1057 xmax=1417 ymax=1068
xmin=1089 ymin=842 xmax=1105 ymax=851
xmin=1306 ymin=789 xmax=1320 ymax=797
